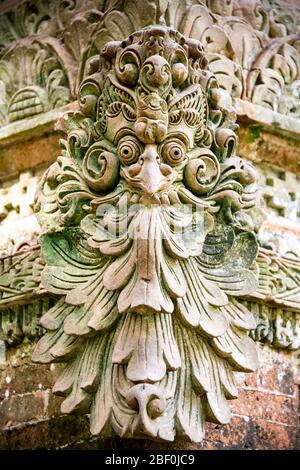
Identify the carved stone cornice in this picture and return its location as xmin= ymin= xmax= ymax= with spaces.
xmin=0 ymin=1 xmax=300 ymax=132
xmin=1 ymin=244 xmax=300 ymax=313
xmin=247 ymin=301 xmax=300 ymax=351
xmin=254 ymin=248 xmax=300 ymax=311
xmin=0 ymin=244 xmax=45 ymax=307
xmin=0 ymin=298 xmax=53 ymax=347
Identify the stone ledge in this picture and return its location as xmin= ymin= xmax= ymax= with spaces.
xmin=0 ymin=245 xmax=299 ymax=352
xmin=1 ymin=101 xmax=299 ymax=146
xmin=0 ymin=102 xmax=77 ymax=149
xmin=0 ymin=103 xmax=76 ymax=183
xmin=0 ymin=101 xmax=300 ymax=181
xmin=235 ymin=99 xmax=300 ymax=142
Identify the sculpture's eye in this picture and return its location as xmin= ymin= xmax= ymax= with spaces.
xmin=118 ymin=138 xmax=141 ymax=165
xmin=160 ymin=139 xmax=186 ymax=166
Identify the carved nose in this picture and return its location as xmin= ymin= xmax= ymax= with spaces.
xmin=136 ymin=145 xmax=173 ymax=195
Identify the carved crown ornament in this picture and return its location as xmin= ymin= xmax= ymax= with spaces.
xmin=1 ymin=0 xmax=300 ymax=129
xmin=32 ymin=26 xmax=261 ymax=442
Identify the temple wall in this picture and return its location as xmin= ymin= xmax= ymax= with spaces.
xmin=0 ymin=0 xmax=299 ymax=450
xmin=0 ymin=342 xmax=298 ymax=449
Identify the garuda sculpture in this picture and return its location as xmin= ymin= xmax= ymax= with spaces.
xmin=33 ymin=27 xmax=259 ymax=442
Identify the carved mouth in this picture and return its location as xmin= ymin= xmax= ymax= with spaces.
xmin=91 ymin=181 xmax=217 ymax=214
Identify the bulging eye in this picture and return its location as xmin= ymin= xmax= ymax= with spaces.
xmin=118 ymin=138 xmax=140 ymax=165
xmin=161 ymin=139 xmax=186 ymax=166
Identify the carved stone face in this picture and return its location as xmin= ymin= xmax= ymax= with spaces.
xmin=82 ymin=29 xmax=221 ymax=199
xmin=34 ymin=27 xmax=259 ymax=442
xmin=78 ymin=29 xmax=230 ymax=314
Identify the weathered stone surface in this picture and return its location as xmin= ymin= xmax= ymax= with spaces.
xmin=0 ymin=135 xmax=58 ymax=183
xmin=1 ymin=0 xmax=300 ymax=128
xmin=0 ymin=343 xmax=297 ymax=450
xmin=1 ymin=245 xmax=300 ymax=346
xmin=32 ymin=25 xmax=262 ymax=444
xmin=0 ymin=0 xmax=299 ymax=452
xmin=237 ymin=124 xmax=300 ymax=175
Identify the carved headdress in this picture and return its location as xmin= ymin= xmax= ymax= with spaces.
xmin=33 ymin=27 xmax=259 ymax=442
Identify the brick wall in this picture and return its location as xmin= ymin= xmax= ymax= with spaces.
xmin=0 ymin=342 xmax=298 ymax=450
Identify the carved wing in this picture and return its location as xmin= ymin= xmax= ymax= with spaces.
xmin=173 ymin=226 xmax=258 ymax=437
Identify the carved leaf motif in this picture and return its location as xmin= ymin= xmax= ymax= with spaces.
xmin=177 ymin=258 xmax=229 ymax=336
xmin=82 ymin=205 xmax=209 ymax=315
xmin=176 ymin=322 xmax=238 ymax=427
xmin=32 ymin=324 xmax=82 ymax=363
xmin=168 ymin=84 xmax=207 ymax=127
xmin=211 ymin=317 xmax=258 ymax=372
xmin=90 ymin=340 xmax=136 ymax=437
xmin=176 ymin=329 xmax=205 ymax=442
xmin=57 ymin=335 xmax=107 ymax=414
xmin=40 ymin=231 xmax=119 ymax=335
xmin=197 ymin=230 xmax=258 ymax=296
xmin=113 ymin=313 xmax=181 ymax=382
xmin=0 ymin=37 xmax=76 ymax=126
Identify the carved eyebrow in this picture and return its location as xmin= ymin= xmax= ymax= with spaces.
xmin=162 ymin=132 xmax=189 ymax=148
xmin=114 ymin=127 xmax=139 ymax=144
xmin=168 ymin=84 xmax=207 ymax=129
xmin=107 ymin=74 xmax=137 ymax=107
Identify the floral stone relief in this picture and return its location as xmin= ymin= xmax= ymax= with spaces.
xmin=1 ymin=1 xmax=300 ymax=129
xmin=0 ymin=37 xmax=75 ymax=127
xmin=33 ymin=27 xmax=260 ymax=442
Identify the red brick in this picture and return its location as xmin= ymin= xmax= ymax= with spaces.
xmin=256 ymin=361 xmax=296 ymax=396
xmin=47 ymin=393 xmax=63 ymax=418
xmin=0 ymin=324 xmax=298 ymax=450
xmin=0 ymin=391 xmax=49 ymax=427
xmin=230 ymin=389 xmax=298 ymax=426
xmin=256 ymin=363 xmax=277 ymax=392
xmin=0 ymin=415 xmax=91 ymax=449
xmin=250 ymin=419 xmax=298 ymax=450
xmin=234 ymin=371 xmax=257 ymax=388
xmin=204 ymin=416 xmax=250 ymax=449
xmin=274 ymin=362 xmax=296 ymax=396
xmin=0 ymin=419 xmax=50 ymax=450
xmin=0 ymin=363 xmax=61 ymax=400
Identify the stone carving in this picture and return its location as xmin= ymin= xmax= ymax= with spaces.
xmin=246 ymin=301 xmax=300 ymax=351
xmin=254 ymin=166 xmax=300 ymax=258
xmin=2 ymin=297 xmax=299 ymax=352
xmin=0 ymin=0 xmax=106 ymax=127
xmin=0 ymin=0 xmax=298 ymax=443
xmin=258 ymin=167 xmax=300 ymax=223
xmin=247 ymin=38 xmax=300 ymax=116
xmin=0 ymin=299 xmax=53 ymax=347
xmin=255 ymin=249 xmax=300 ymax=311
xmin=0 ymin=244 xmax=44 ymax=306
xmin=0 ymin=171 xmax=38 ymax=224
xmin=0 ymin=0 xmax=100 ymax=53
xmin=32 ymin=27 xmax=260 ymax=442
xmin=83 ymin=0 xmax=300 ymax=119
xmin=0 ymin=37 xmax=76 ymax=126
xmin=1 ymin=0 xmax=300 ymax=129
xmin=1 ymin=242 xmax=299 ymax=316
